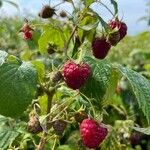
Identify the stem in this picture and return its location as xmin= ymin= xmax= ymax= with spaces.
xmin=36 ymin=87 xmax=55 ymax=150
xmin=52 ymin=137 xmax=57 ymax=150
xmin=36 ymin=132 xmax=47 ymax=150
xmin=70 ymin=0 xmax=76 ymax=10
xmin=64 ymin=25 xmax=78 ymax=58
xmin=47 ymin=90 xmax=55 ymax=115
xmin=80 ymin=92 xmax=96 ymax=118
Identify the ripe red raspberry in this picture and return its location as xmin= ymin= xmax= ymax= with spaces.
xmin=63 ymin=61 xmax=91 ymax=90
xmin=23 ymin=31 xmax=32 ymax=40
xmin=109 ymin=20 xmax=127 ymax=40
xmin=92 ymin=37 xmax=111 ymax=59
xmin=80 ymin=118 xmax=108 ymax=149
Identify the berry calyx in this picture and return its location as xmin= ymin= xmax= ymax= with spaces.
xmin=92 ymin=37 xmax=111 ymax=59
xmin=109 ymin=20 xmax=127 ymax=41
xmin=63 ymin=61 xmax=91 ymax=90
xmin=80 ymin=118 xmax=108 ymax=149
xmin=23 ymin=31 xmax=32 ymax=40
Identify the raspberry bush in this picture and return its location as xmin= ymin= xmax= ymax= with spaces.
xmin=0 ymin=0 xmax=150 ymax=150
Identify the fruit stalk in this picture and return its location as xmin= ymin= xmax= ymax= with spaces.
xmin=36 ymin=86 xmax=55 ymax=150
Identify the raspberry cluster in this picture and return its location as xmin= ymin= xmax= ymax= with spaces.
xmin=92 ymin=19 xmax=127 ymax=59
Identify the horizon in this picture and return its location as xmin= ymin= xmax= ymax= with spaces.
xmin=0 ymin=0 xmax=149 ymax=35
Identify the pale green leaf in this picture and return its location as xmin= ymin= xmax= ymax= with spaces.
xmin=0 ymin=126 xmax=19 ymax=149
xmin=132 ymin=126 xmax=150 ymax=135
xmin=0 ymin=50 xmax=8 ymax=66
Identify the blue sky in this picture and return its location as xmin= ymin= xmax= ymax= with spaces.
xmin=1 ymin=0 xmax=150 ymax=35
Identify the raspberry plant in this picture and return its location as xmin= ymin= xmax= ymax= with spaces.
xmin=0 ymin=0 xmax=150 ymax=149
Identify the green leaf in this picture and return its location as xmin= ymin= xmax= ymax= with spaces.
xmin=0 ymin=51 xmax=37 ymax=117
xmin=78 ymin=14 xmax=98 ymax=42
xmin=110 ymin=0 xmax=118 ymax=15
xmin=2 ymin=0 xmax=19 ymax=10
xmin=117 ymin=65 xmax=150 ymax=123
xmin=0 ymin=125 xmax=19 ymax=149
xmin=0 ymin=50 xmax=8 ymax=66
xmin=38 ymin=26 xmax=65 ymax=54
xmin=32 ymin=60 xmax=45 ymax=82
xmin=80 ymin=57 xmax=112 ymax=103
xmin=57 ymin=145 xmax=76 ymax=150
xmin=104 ymin=69 xmax=120 ymax=102
xmin=78 ymin=19 xmax=99 ymax=31
xmin=100 ymin=129 xmax=120 ymax=150
xmin=0 ymin=115 xmax=9 ymax=125
xmin=98 ymin=15 xmax=110 ymax=32
xmin=0 ymin=1 xmax=3 ymax=8
xmin=132 ymin=126 xmax=150 ymax=135
xmin=81 ymin=0 xmax=95 ymax=7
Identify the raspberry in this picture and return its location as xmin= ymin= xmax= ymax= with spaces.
xmin=53 ymin=119 xmax=67 ymax=135
xmin=80 ymin=118 xmax=108 ymax=149
xmin=109 ymin=20 xmax=127 ymax=41
xmin=27 ymin=115 xmax=43 ymax=134
xmin=63 ymin=61 xmax=91 ymax=90
xmin=23 ymin=31 xmax=32 ymax=40
xmin=92 ymin=37 xmax=111 ymax=59
xmin=130 ymin=132 xmax=143 ymax=147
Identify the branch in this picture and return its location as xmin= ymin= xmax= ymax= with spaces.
xmin=36 ymin=87 xmax=55 ymax=150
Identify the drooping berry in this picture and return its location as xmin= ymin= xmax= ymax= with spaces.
xmin=38 ymin=5 xmax=55 ymax=19
xmin=92 ymin=37 xmax=111 ymax=59
xmin=80 ymin=118 xmax=108 ymax=149
xmin=53 ymin=119 xmax=67 ymax=136
xmin=27 ymin=114 xmax=43 ymax=134
xmin=23 ymin=31 xmax=32 ymax=40
xmin=109 ymin=20 xmax=127 ymax=41
xmin=63 ymin=61 xmax=91 ymax=90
